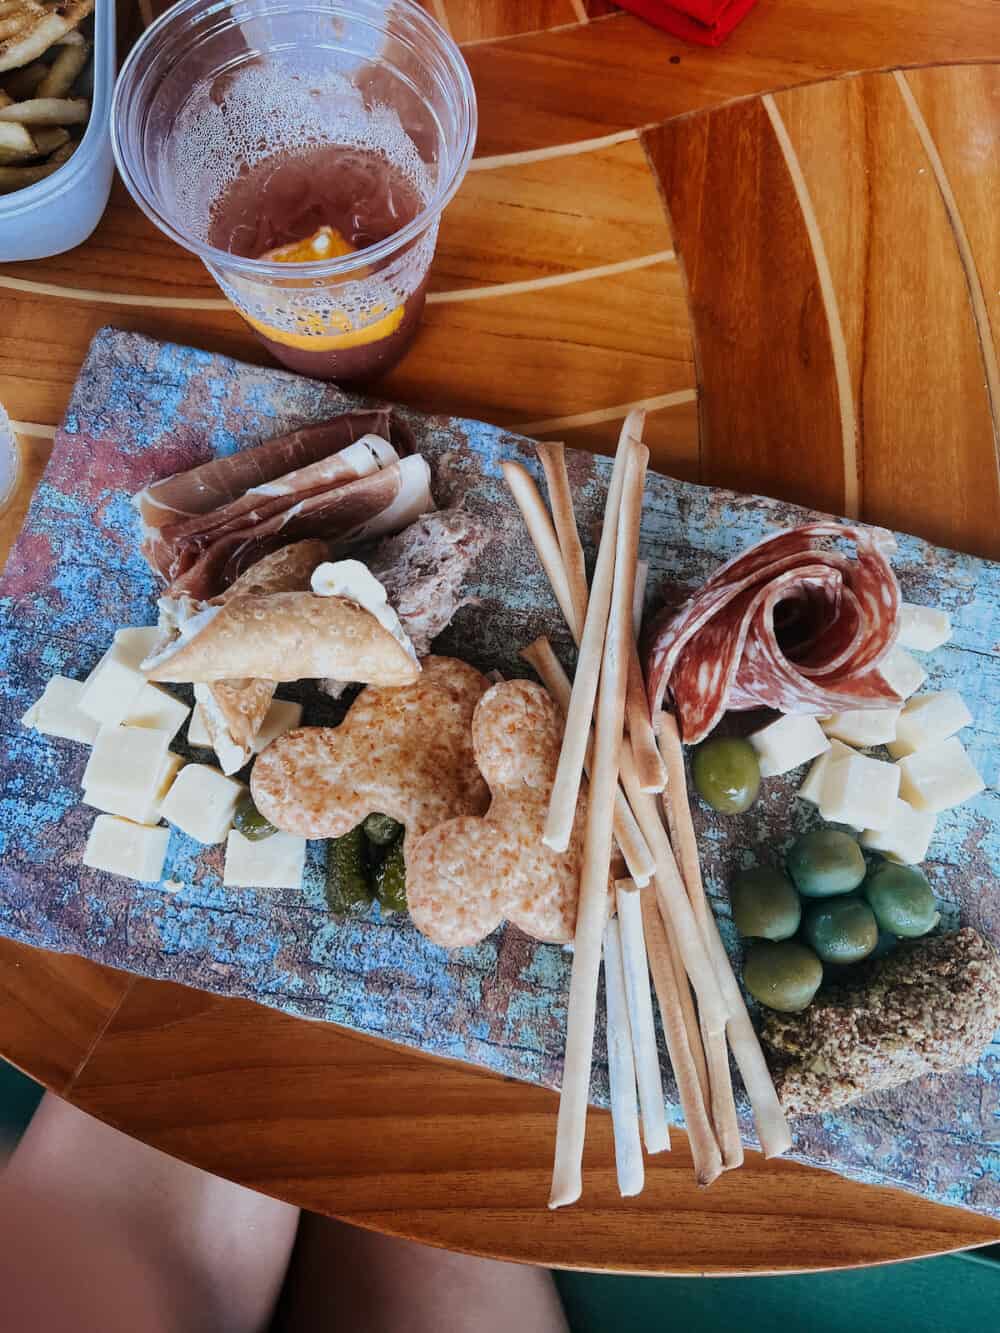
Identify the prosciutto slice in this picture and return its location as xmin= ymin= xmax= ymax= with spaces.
xmin=134 ymin=409 xmax=414 ymax=532
xmin=134 ymin=410 xmax=430 ymax=601
xmin=645 ymin=523 xmax=902 ymax=744
xmin=165 ymin=455 xmax=432 ymax=601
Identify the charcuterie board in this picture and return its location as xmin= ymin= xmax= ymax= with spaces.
xmin=1 ymin=328 xmax=998 ymax=1216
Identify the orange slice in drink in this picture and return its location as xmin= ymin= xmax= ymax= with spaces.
xmin=243 ymin=226 xmax=405 ymax=352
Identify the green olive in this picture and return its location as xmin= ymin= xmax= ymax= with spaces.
xmin=325 ymin=827 xmax=373 ymax=914
xmin=802 ymin=897 xmax=879 ymax=964
xmin=232 ymin=792 xmax=279 ymax=841
xmin=743 ymin=939 xmax=823 ymax=1013
xmin=692 ymin=738 xmax=761 ymax=815
xmin=731 ymin=867 xmax=801 ymax=941
xmin=863 ymin=861 xmax=939 ymax=938
xmin=374 ymin=837 xmax=407 ymax=913
xmin=787 ymin=829 xmax=866 ymax=898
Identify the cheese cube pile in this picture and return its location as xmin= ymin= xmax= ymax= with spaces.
xmin=786 ymin=601 xmax=984 ymax=856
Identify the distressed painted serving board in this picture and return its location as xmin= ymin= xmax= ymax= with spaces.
xmin=1 ymin=329 xmax=998 ymax=1217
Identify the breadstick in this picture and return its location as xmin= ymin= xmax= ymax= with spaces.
xmin=549 ymin=441 xmax=646 ymax=1209
xmin=641 ymin=887 xmax=723 ymax=1186
xmin=544 ymin=411 xmax=644 ymax=852
xmin=664 ymin=908 xmax=711 ymax=1111
xmin=626 ymin=562 xmax=667 ymax=793
xmin=619 ymin=754 xmax=729 ymax=1040
xmin=603 ymin=918 xmax=644 ymax=1197
xmin=653 ymin=712 xmax=742 ymax=1167
xmin=536 ymin=441 xmax=588 ymax=641
xmin=656 ymin=714 xmax=791 ymax=1159
xmin=615 ymin=881 xmax=670 ymax=1153
xmin=502 ymin=461 xmax=582 ymax=641
xmin=520 ymin=637 xmax=653 ymax=888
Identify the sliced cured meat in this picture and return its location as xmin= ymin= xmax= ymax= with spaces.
xmin=166 ymin=455 xmax=432 ymax=600
xmin=147 ymin=435 xmax=399 ymax=586
xmin=645 ymin=523 xmax=902 ymax=744
xmin=133 ymin=409 xmax=415 ymax=533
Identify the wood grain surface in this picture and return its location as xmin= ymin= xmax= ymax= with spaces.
xmin=1 ymin=0 xmax=999 ymax=1274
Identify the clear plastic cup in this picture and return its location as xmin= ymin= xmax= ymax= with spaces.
xmin=0 ymin=402 xmax=18 ymax=516
xmin=111 ymin=0 xmax=476 ymax=381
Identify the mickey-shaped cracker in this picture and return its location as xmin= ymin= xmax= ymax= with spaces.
xmin=251 ymin=656 xmax=490 ymax=841
xmin=407 ymin=679 xmax=591 ymax=948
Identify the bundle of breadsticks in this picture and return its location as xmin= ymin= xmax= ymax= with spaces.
xmin=504 ymin=417 xmax=790 ymax=1206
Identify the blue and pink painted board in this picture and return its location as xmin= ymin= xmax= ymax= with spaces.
xmin=1 ymin=328 xmax=997 ymax=1214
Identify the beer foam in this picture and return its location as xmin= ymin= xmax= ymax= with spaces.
xmin=168 ymin=63 xmax=433 ymax=245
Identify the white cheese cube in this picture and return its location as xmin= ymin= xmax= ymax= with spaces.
xmin=160 ymin=763 xmax=246 ymax=844
xmin=84 ymin=752 xmax=184 ymax=826
xmin=21 ymin=676 xmax=99 ymax=744
xmin=821 ymin=707 xmax=901 ymax=748
xmin=750 ymin=713 xmax=829 ymax=778
xmin=82 ymin=725 xmax=171 ymax=804
xmin=798 ymin=739 xmax=854 ymax=804
xmin=223 ymin=829 xmax=307 ymax=889
xmin=78 ymin=652 xmax=148 ymax=725
xmin=819 ymin=750 xmax=900 ymax=830
xmin=897 ymin=603 xmax=952 ymax=652
xmin=860 ymin=799 xmax=936 ymax=865
xmin=887 ymin=690 xmax=973 ymax=759
xmin=254 ymin=699 xmax=304 ymax=752
xmin=896 ymin=737 xmax=984 ymax=813
xmin=83 ymin=815 xmax=169 ymax=882
xmin=123 ymin=683 xmax=191 ymax=741
xmin=877 ymin=646 xmax=927 ymax=700
xmin=187 ymin=704 xmax=213 ymax=748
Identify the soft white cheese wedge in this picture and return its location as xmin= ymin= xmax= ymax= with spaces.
xmin=192 ymin=684 xmax=250 ymax=776
xmin=223 ymin=829 xmax=307 ymax=889
xmin=798 ymin=739 xmax=854 ymax=804
xmin=749 ymin=713 xmax=829 ymax=778
xmin=821 ymin=707 xmax=901 ymax=748
xmin=887 ymin=690 xmax=973 ymax=759
xmin=895 ymin=737 xmax=985 ymax=813
xmin=877 ymin=646 xmax=927 ymax=700
xmin=818 ymin=750 xmax=900 ymax=830
xmin=311 ymin=558 xmax=419 ymax=668
xmin=897 ymin=603 xmax=952 ymax=652
xmin=84 ymin=752 xmax=184 ymax=826
xmin=123 ymin=682 xmax=191 ymax=742
xmin=160 ymin=763 xmax=246 ymax=844
xmin=82 ymin=725 xmax=172 ymax=804
xmin=860 ymin=799 xmax=936 ymax=865
xmin=83 ymin=815 xmax=169 ymax=882
xmin=21 ymin=675 xmax=99 ymax=744
xmin=187 ymin=704 xmax=213 ymax=747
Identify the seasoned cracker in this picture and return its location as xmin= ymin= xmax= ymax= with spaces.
xmin=251 ymin=656 xmax=490 ymax=840
xmin=408 ymin=679 xmax=595 ymax=948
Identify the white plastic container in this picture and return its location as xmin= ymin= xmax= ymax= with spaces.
xmin=0 ymin=0 xmax=115 ymax=261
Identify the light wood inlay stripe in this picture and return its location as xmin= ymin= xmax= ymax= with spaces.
xmin=762 ymin=93 xmax=860 ymax=519
xmin=516 ymin=389 xmax=697 ymax=434
xmin=10 ymin=420 xmax=57 ymax=439
xmin=470 ymin=128 xmax=641 ymax=171
xmin=893 ymin=70 xmax=1000 ymax=467
xmin=427 ymin=251 xmax=675 ymax=302
xmin=0 ymin=250 xmax=675 ymax=312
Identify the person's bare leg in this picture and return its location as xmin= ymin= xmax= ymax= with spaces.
xmin=274 ymin=1213 xmax=569 ymax=1333
xmin=0 ymin=1093 xmax=300 ymax=1333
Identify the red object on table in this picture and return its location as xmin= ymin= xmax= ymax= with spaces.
xmin=616 ymin=0 xmax=760 ymax=46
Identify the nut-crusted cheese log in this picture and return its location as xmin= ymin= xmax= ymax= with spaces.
xmin=762 ymin=928 xmax=1000 ymax=1115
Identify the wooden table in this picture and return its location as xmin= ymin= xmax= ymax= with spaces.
xmin=2 ymin=0 xmax=999 ymax=1275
